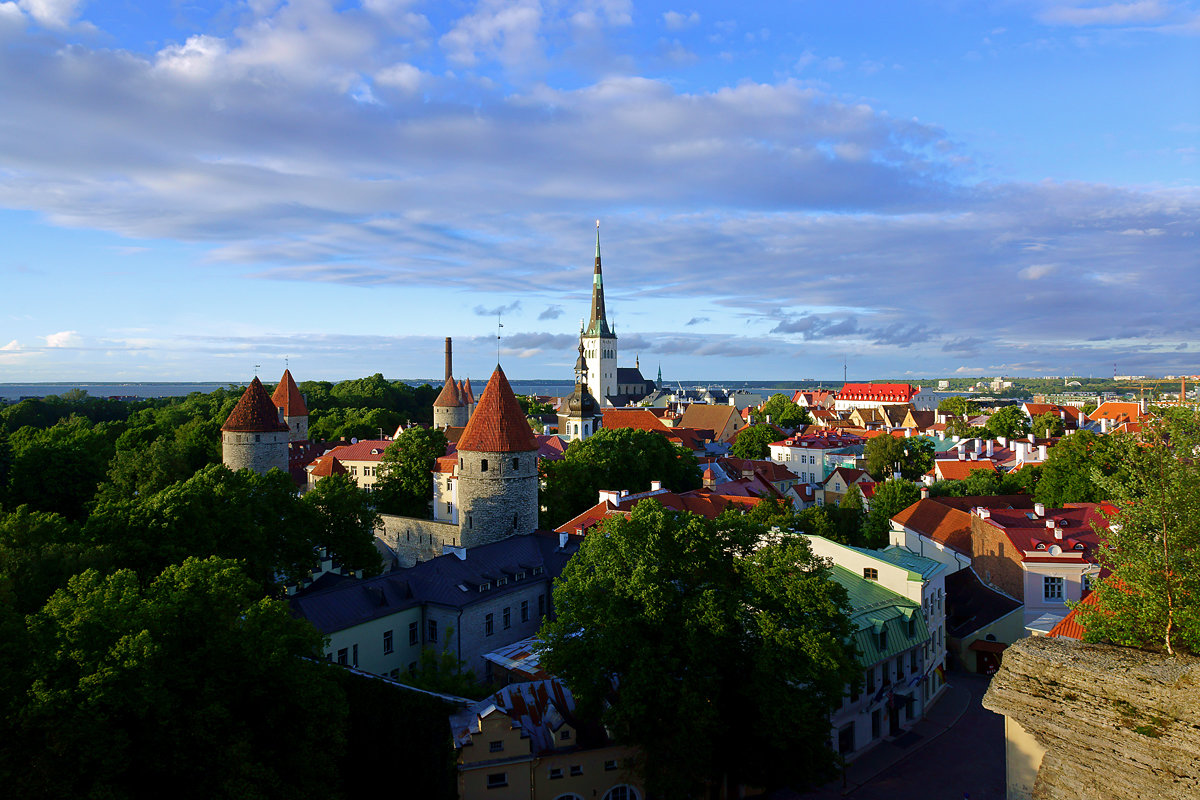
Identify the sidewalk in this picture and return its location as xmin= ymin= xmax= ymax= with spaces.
xmin=802 ymin=677 xmax=976 ymax=797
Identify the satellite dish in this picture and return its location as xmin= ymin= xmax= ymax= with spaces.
xmin=350 ymin=437 xmax=358 ymax=444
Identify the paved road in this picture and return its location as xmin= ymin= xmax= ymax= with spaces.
xmin=785 ymin=671 xmax=1005 ymax=800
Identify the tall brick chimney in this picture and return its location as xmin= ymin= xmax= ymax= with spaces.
xmin=445 ymin=337 xmax=452 ymax=382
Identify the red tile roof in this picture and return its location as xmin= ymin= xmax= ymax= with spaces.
xmin=457 ymin=365 xmax=538 ymax=453
xmin=836 ymin=383 xmax=918 ymax=403
xmin=322 ymin=439 xmax=393 ymax=462
xmin=680 ymin=404 xmax=743 ymax=441
xmin=433 ymin=375 xmax=465 ymax=408
xmin=981 ymin=503 xmax=1113 ymax=562
xmin=1047 ymin=590 xmax=1101 ymax=640
xmin=892 ymin=498 xmax=974 ymax=556
xmin=934 ymin=459 xmax=1001 ymax=481
xmin=271 ymin=369 xmax=309 ymax=417
xmin=1090 ymin=401 xmax=1146 ymax=423
xmin=222 ymin=377 xmax=290 ymax=433
xmin=554 ymin=489 xmax=762 ymax=534
xmin=309 ymin=455 xmax=348 ymax=477
xmin=602 ymin=407 xmax=671 ymax=432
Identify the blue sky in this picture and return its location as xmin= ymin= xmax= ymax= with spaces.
xmin=0 ymin=0 xmax=1197 ymax=383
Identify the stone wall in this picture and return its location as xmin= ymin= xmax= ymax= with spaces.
xmin=222 ymin=430 xmax=289 ymax=475
xmin=455 ymin=448 xmax=538 ymax=548
xmin=378 ymin=514 xmax=461 ymax=567
xmin=434 ymin=404 xmax=468 ymax=430
xmin=982 ymin=636 xmax=1200 ymax=800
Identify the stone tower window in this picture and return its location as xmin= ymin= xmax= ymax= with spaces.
xmin=255 ymin=434 xmax=261 ymax=442
xmin=512 ymin=458 xmax=519 ymax=470
xmin=513 ymin=513 xmax=518 ymax=528
xmin=481 ymin=459 xmax=489 ymax=472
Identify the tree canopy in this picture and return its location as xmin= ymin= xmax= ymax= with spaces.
xmin=1030 ymin=411 xmax=1065 ymax=438
xmin=730 ymin=423 xmax=781 ymax=460
xmin=538 ymin=500 xmax=858 ymax=796
xmin=981 ymin=405 xmax=1031 ymax=440
xmin=373 ymin=426 xmax=447 ymax=518
xmin=863 ymin=435 xmax=935 ymax=482
xmin=539 ymin=427 xmax=701 ymax=529
xmin=1076 ymin=414 xmax=1200 ymax=655
xmin=757 ymin=393 xmax=813 ymax=429
xmin=861 ymin=479 xmax=920 ymax=549
xmin=1034 ymin=429 xmax=1132 ymax=508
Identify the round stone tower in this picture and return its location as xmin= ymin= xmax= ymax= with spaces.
xmin=221 ymin=376 xmax=290 ymax=475
xmin=271 ymin=368 xmax=309 ymax=443
xmin=433 ymin=337 xmax=470 ymax=429
xmin=455 ymin=365 xmax=539 ymax=548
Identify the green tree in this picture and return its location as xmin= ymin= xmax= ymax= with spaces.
xmin=758 ymin=393 xmax=813 ymax=429
xmin=1034 ymin=430 xmax=1132 ymax=508
xmin=861 ymin=479 xmax=920 ymax=549
xmin=539 ymin=427 xmax=702 ymax=529
xmin=373 ymin=427 xmax=447 ymax=518
xmin=1076 ymin=416 xmax=1200 ymax=655
xmin=937 ymin=396 xmax=974 ymax=419
xmin=538 ymin=500 xmax=858 ymax=796
xmin=731 ymin=423 xmax=781 ymax=460
xmin=0 ymin=505 xmax=107 ymax=614
xmin=864 ymin=435 xmax=935 ymax=482
xmin=397 ymin=628 xmax=487 ymax=699
xmin=0 ymin=425 xmax=11 ymax=509
xmin=302 ymin=473 xmax=384 ymax=577
xmin=12 ymin=557 xmax=347 ymax=798
xmin=982 ymin=405 xmax=1031 ymax=440
xmin=1031 ymin=411 xmax=1066 ymax=438
xmin=8 ymin=415 xmax=121 ymax=521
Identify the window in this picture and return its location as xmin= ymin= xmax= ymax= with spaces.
xmin=895 ymin=657 xmax=904 ymax=679
xmin=559 ymin=729 xmax=571 ymax=740
xmin=863 ymin=567 xmax=878 ymax=580
xmin=512 ymin=458 xmax=519 ymax=470
xmin=907 ymin=616 xmax=916 ymax=636
xmin=383 ymin=630 xmax=394 ymax=655
xmin=603 ymin=786 xmax=640 ymax=800
xmin=910 ymin=650 xmax=919 ymax=673
xmin=352 ymin=644 xmax=358 ymax=667
xmin=866 ymin=667 xmax=875 ymax=693
xmin=503 ymin=607 xmax=511 ymax=629
xmin=604 ymin=759 xmax=618 ymax=771
xmin=1082 ymin=573 xmax=1095 ymax=592
xmin=1044 ymin=576 xmax=1064 ymax=601
xmin=878 ymin=629 xmax=888 ymax=651
xmin=481 ymin=459 xmax=489 ymax=472
xmin=521 ymin=600 xmax=529 ymax=622
xmin=486 ymin=773 xmax=508 ymax=789
xmin=428 ymin=619 xmax=438 ymax=642
xmin=445 ymin=502 xmax=452 ymax=514
xmin=570 ymin=765 xmax=583 ymax=777
xmin=485 ymin=613 xmax=494 ymax=636
xmin=409 ymin=621 xmax=418 ymax=646
xmin=337 ymin=648 xmax=348 ymax=665
xmin=489 ymin=741 xmax=503 ymax=753
xmin=349 ymin=465 xmax=358 ymax=476
xmin=538 ymin=594 xmax=546 ymax=617
xmin=549 ymin=768 xmax=564 ymax=780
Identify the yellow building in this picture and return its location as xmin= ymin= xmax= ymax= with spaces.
xmin=451 ymin=679 xmax=643 ymax=800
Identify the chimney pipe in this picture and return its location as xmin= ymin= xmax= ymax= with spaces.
xmin=558 ymin=532 xmax=569 ymax=549
xmin=650 ymin=480 xmax=662 ymax=491
xmin=1038 ymin=444 xmax=1047 ymax=461
xmin=444 ymin=337 xmax=453 ymax=382
xmin=986 ymin=439 xmax=994 ymax=457
xmin=920 ymin=486 xmax=930 ymax=500
xmin=1034 ymin=502 xmax=1045 ymax=517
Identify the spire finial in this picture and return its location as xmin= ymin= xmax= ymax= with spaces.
xmin=595 ymin=219 xmax=601 ymax=259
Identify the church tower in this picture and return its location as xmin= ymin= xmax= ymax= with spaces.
xmin=455 ymin=365 xmax=539 ymax=548
xmin=271 ymin=368 xmax=309 ymax=443
xmin=582 ymin=221 xmax=617 ymax=406
xmin=558 ymin=334 xmax=600 ymax=443
xmin=222 ymin=377 xmax=290 ymax=475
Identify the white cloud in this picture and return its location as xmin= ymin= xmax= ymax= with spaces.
xmin=663 ymin=10 xmax=700 ymax=30
xmin=376 ymin=62 xmax=424 ymax=93
xmin=1038 ymin=1 xmax=1168 ymax=27
xmin=17 ymin=0 xmax=82 ymax=29
xmin=440 ymin=0 xmax=544 ymax=72
xmin=1018 ymin=263 xmax=1057 ymax=280
xmin=44 ymin=330 xmax=80 ymax=348
xmin=1 ymin=339 xmax=19 ymax=351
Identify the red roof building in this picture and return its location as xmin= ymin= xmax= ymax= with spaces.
xmin=271 ymin=369 xmax=309 ymax=417
xmin=554 ymin=486 xmax=763 ymax=536
xmin=458 ymin=366 xmax=538 ymax=453
xmin=834 ymin=383 xmax=919 ymax=411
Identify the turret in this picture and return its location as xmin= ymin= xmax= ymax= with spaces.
xmin=271 ymin=368 xmax=309 ymax=443
xmin=433 ymin=337 xmax=470 ymax=429
xmin=222 ymin=377 xmax=290 ymax=475
xmin=455 ymin=365 xmax=539 ymax=548
xmin=558 ymin=334 xmax=600 ymax=442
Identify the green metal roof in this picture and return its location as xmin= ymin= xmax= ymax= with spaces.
xmin=870 ymin=545 xmax=947 ymax=580
xmin=829 ymin=565 xmax=929 ymax=666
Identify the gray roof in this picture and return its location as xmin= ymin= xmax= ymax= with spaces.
xmin=290 ymin=532 xmax=581 ymax=635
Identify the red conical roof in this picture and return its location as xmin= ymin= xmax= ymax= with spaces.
xmin=464 ymin=377 xmax=474 ymax=404
xmin=222 ymin=377 xmax=290 ymax=433
xmin=457 ymin=366 xmax=537 ymax=453
xmin=271 ymin=369 xmax=309 ymax=416
xmin=433 ymin=375 xmax=465 ymax=408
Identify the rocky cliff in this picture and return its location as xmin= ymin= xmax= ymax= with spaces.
xmin=983 ymin=636 xmax=1200 ymax=800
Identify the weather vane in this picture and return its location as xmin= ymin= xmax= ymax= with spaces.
xmin=496 ymin=313 xmax=504 ymax=364
xmin=253 ymin=363 xmax=261 ymax=377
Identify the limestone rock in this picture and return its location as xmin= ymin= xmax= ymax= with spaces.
xmin=983 ymin=636 xmax=1200 ymax=800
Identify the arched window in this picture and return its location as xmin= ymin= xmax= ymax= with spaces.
xmin=603 ymin=786 xmax=640 ymax=800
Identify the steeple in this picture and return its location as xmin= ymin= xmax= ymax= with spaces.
xmin=574 ymin=335 xmax=588 ymax=384
xmin=587 ymin=220 xmax=612 ymax=338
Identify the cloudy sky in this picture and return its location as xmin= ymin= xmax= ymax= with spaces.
xmin=1 ymin=0 xmax=1197 ymax=383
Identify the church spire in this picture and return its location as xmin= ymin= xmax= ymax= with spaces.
xmin=587 ymin=220 xmax=612 ymax=337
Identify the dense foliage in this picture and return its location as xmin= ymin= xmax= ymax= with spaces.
xmin=861 ymin=479 xmax=920 ymax=548
xmin=863 ymin=435 xmax=934 ymax=482
xmin=1033 ymin=429 xmax=1132 ymax=508
xmin=539 ymin=500 xmax=859 ymax=796
xmin=757 ymin=393 xmax=813 ymax=429
xmin=539 ymin=427 xmax=702 ymax=528
xmin=373 ymin=426 xmax=447 ymax=518
xmin=730 ymin=423 xmax=782 ymax=459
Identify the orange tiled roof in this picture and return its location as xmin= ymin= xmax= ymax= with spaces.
xmin=1047 ymin=591 xmax=1101 ymax=640
xmin=271 ymin=369 xmax=309 ymax=416
xmin=433 ymin=375 xmax=465 ymax=408
xmin=222 ymin=377 xmax=290 ymax=433
xmin=836 ymin=383 xmax=918 ymax=402
xmin=309 ymin=455 xmax=348 ymax=477
xmin=934 ymin=459 xmax=1001 ymax=481
xmin=457 ymin=366 xmax=538 ymax=453
xmin=680 ymin=404 xmax=743 ymax=440
xmin=892 ymin=498 xmax=974 ymax=557
xmin=554 ymin=490 xmax=762 ymax=534
xmin=602 ymin=407 xmax=672 ymax=432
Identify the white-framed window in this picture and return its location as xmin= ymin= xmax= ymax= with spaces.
xmin=486 ymin=773 xmax=508 ymax=789
xmin=1044 ymin=576 xmax=1064 ymax=602
xmin=603 ymin=786 xmax=640 ymax=800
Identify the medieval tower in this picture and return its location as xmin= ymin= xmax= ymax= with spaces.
xmin=221 ymin=377 xmax=290 ymax=475
xmin=582 ymin=221 xmax=617 ymax=406
xmin=455 ymin=365 xmax=539 ymax=548
xmin=558 ymin=335 xmax=600 ymax=442
xmin=271 ymin=368 xmax=309 ymax=442
xmin=433 ymin=337 xmax=471 ymax=430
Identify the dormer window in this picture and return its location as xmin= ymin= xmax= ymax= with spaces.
xmin=1036 ymin=542 xmax=1047 ymax=550
xmin=479 ymin=582 xmax=491 ymax=592
xmin=1074 ymin=542 xmax=1086 ymax=550
xmin=878 ymin=629 xmax=888 ymax=650
xmin=863 ymin=568 xmax=878 ymax=581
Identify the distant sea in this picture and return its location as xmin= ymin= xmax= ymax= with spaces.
xmin=0 ymin=379 xmax=835 ymax=403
